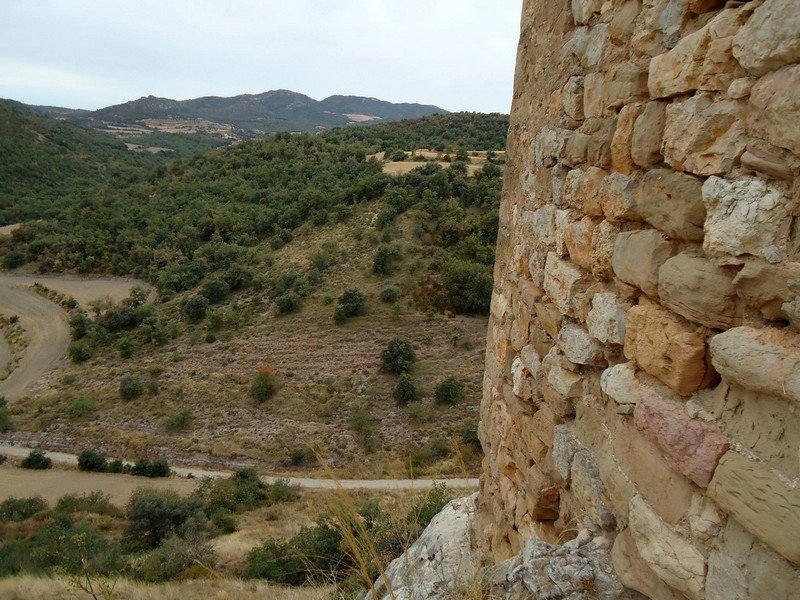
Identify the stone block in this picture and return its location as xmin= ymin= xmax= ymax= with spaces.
xmin=600 ymin=172 xmax=643 ymax=223
xmin=609 ymin=0 xmax=641 ymax=43
xmin=611 ymin=102 xmax=643 ymax=174
xmin=543 ymin=252 xmax=592 ymax=317
xmin=554 ymin=209 xmax=571 ymax=256
xmin=571 ymin=449 xmax=615 ymax=528
xmin=740 ymin=139 xmax=799 ymax=181
xmin=709 ymin=326 xmax=800 ymax=405
xmin=631 ymin=101 xmax=666 ymax=168
xmin=634 ymin=387 xmax=729 ymax=487
xmin=583 ymin=23 xmax=610 ymax=69
xmin=658 ymin=252 xmax=740 ymax=330
xmin=552 ymin=425 xmax=582 ymax=483
xmin=727 ymin=77 xmax=754 ymax=100
xmin=732 ymin=260 xmax=800 ymax=321
xmin=624 ymin=303 xmax=717 ymax=396
xmin=663 ymin=94 xmax=746 ymax=176
xmin=534 ymin=301 xmax=563 ymax=340
xmin=571 ymin=0 xmax=602 ymax=25
xmin=590 ymin=220 xmax=619 ymax=281
xmin=564 ymin=215 xmax=596 ymax=271
xmin=634 ymin=168 xmax=705 ymax=241
xmin=732 ymin=0 xmax=800 ymax=76
xmin=748 ymin=64 xmax=800 ymax=156
xmin=631 ymin=0 xmax=692 ymax=58
xmin=648 ymin=8 xmax=747 ymax=98
xmin=584 ymin=118 xmax=616 ymax=169
xmin=542 ymin=347 xmax=583 ymax=400
xmin=708 ymin=451 xmax=800 ymax=563
xmin=628 ymin=495 xmax=706 ymax=600
xmin=612 ymin=529 xmax=688 ymax=600
xmin=612 ymin=229 xmax=676 ymax=298
xmin=557 ymin=322 xmax=605 ymax=366
xmin=562 ymin=76 xmax=584 ymax=121
xmin=702 ymin=175 xmax=792 ymax=264
xmin=587 ymin=292 xmax=627 ymax=345
xmin=600 ymin=362 xmax=639 ymax=405
xmin=584 ymin=62 xmax=649 ymax=119
xmin=564 ymin=166 xmax=606 ymax=217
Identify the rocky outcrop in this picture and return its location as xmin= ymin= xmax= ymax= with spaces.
xmin=478 ymin=2 xmax=800 ymax=600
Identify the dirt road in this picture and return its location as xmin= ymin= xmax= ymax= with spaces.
xmin=0 ymin=444 xmax=478 ymax=504
xmin=0 ymin=272 xmax=152 ymax=402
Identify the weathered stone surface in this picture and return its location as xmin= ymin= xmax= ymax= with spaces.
xmin=535 ymin=128 xmax=568 ymax=168
xmin=648 ymin=8 xmax=747 ymax=98
xmin=727 ymin=76 xmax=754 ymax=100
xmin=562 ymin=76 xmax=585 ymax=120
xmin=611 ymin=102 xmax=643 ymax=174
xmin=612 ymin=529 xmax=688 ymax=600
xmin=553 ymin=424 xmax=582 ymax=483
xmin=706 ymin=551 xmax=747 ymax=600
xmin=658 ymin=253 xmax=740 ymax=330
xmin=590 ymin=220 xmax=619 ymax=280
xmin=625 ymin=303 xmax=717 ymax=396
xmin=688 ymin=0 xmax=725 ymax=13
xmin=564 ymin=166 xmax=607 ymax=217
xmin=702 ymin=176 xmax=792 ymax=263
xmin=687 ymin=495 xmax=722 ymax=543
xmin=572 ymin=0 xmax=603 ymax=25
xmin=535 ymin=301 xmax=563 ymax=340
xmin=584 ymin=117 xmax=616 ymax=169
xmin=364 ymin=495 xmax=479 ymax=600
xmin=628 ymin=495 xmax=707 ymax=600
xmin=542 ymin=347 xmax=583 ymax=400
xmin=610 ymin=0 xmax=641 ymax=43
xmin=748 ymin=64 xmax=800 ymax=156
xmin=740 ymin=139 xmax=799 ymax=181
xmin=583 ymin=23 xmax=611 ymax=69
xmin=632 ymin=0 xmax=692 ymax=58
xmin=571 ymin=449 xmax=616 ymax=528
xmin=558 ymin=322 xmax=606 ymax=366
xmin=587 ymin=292 xmax=627 ymax=345
xmin=599 ymin=172 xmax=643 ymax=223
xmin=709 ymin=326 xmax=800 ymax=404
xmin=708 ymin=452 xmax=800 ymax=564
xmin=612 ymin=229 xmax=676 ymax=298
xmin=663 ymin=94 xmax=746 ymax=176
xmin=634 ymin=387 xmax=729 ymax=487
xmin=631 ymin=101 xmax=666 ymax=168
xmin=732 ymin=260 xmax=800 ymax=320
xmin=732 ymin=0 xmax=800 ymax=77
xmin=544 ymin=252 xmax=592 ymax=316
xmin=635 ymin=168 xmax=705 ymax=240
xmin=564 ymin=215 xmax=597 ymax=271
xmin=584 ymin=62 xmax=649 ymax=119
xmin=601 ymin=362 xmax=640 ymax=405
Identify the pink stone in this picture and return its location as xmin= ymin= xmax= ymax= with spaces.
xmin=633 ymin=388 xmax=729 ymax=487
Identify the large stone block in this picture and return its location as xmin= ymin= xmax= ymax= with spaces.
xmin=562 ymin=76 xmax=585 ymax=121
xmin=612 ymin=229 xmax=676 ymax=298
xmin=543 ymin=252 xmax=592 ymax=317
xmin=634 ymin=387 xmax=729 ymax=487
xmin=663 ymin=94 xmax=746 ymax=176
xmin=732 ymin=0 xmax=800 ymax=76
xmin=584 ymin=62 xmax=649 ymax=119
xmin=708 ymin=451 xmax=800 ymax=563
xmin=612 ymin=529 xmax=688 ymax=600
xmin=631 ymin=0 xmax=692 ymax=58
xmin=600 ymin=362 xmax=640 ymax=406
xmin=557 ymin=322 xmax=605 ymax=366
xmin=702 ymin=176 xmax=792 ymax=264
xmin=709 ymin=326 xmax=800 ymax=404
xmin=635 ymin=168 xmax=705 ymax=241
xmin=631 ymin=101 xmax=666 ymax=168
xmin=625 ymin=303 xmax=717 ymax=396
xmin=552 ymin=425 xmax=582 ymax=483
xmin=628 ymin=495 xmax=706 ymax=600
xmin=599 ymin=172 xmax=643 ymax=223
xmin=570 ymin=449 xmax=615 ymax=528
xmin=587 ymin=292 xmax=627 ymax=345
xmin=571 ymin=0 xmax=602 ymax=25
xmin=541 ymin=347 xmax=583 ymax=401
xmin=748 ymin=64 xmax=800 ymax=156
xmin=732 ymin=260 xmax=800 ymax=321
xmin=658 ymin=253 xmax=740 ymax=330
xmin=611 ymin=102 xmax=643 ymax=174
xmin=564 ymin=215 xmax=596 ymax=271
xmin=648 ymin=8 xmax=747 ymax=98
xmin=564 ymin=166 xmax=606 ymax=217
xmin=590 ymin=220 xmax=619 ymax=281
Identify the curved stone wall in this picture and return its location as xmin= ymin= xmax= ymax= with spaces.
xmin=478 ymin=1 xmax=800 ymax=597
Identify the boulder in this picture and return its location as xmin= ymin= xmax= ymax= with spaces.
xmin=732 ymin=0 xmax=800 ymax=76
xmin=544 ymin=252 xmax=593 ymax=317
xmin=634 ymin=168 xmax=705 ymax=241
xmin=590 ymin=220 xmax=619 ymax=281
xmin=558 ymin=322 xmax=606 ymax=366
xmin=600 ymin=362 xmax=640 ymax=405
xmin=611 ymin=102 xmax=644 ymax=174
xmin=748 ymin=64 xmax=800 ymax=156
xmin=584 ymin=62 xmax=649 ymax=119
xmin=562 ymin=76 xmax=585 ymax=120
xmin=631 ymin=101 xmax=666 ymax=168
xmin=732 ymin=260 xmax=800 ymax=320
xmin=587 ymin=292 xmax=627 ymax=345
xmin=612 ymin=229 xmax=676 ymax=298
xmin=565 ymin=215 xmax=597 ymax=271
xmin=600 ymin=172 xmax=643 ymax=223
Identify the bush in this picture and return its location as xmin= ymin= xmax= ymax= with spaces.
xmin=393 ymin=373 xmax=420 ymax=406
xmin=461 ymin=422 xmax=482 ymax=452
xmin=54 ymin=491 xmax=121 ymax=518
xmin=116 ymin=334 xmax=135 ymax=358
xmin=435 ymin=377 xmax=465 ymax=405
xmin=67 ymin=340 xmax=94 ymax=363
xmin=334 ymin=288 xmax=366 ymax=324
xmin=21 ymin=449 xmax=52 ymax=470
xmin=0 ymin=496 xmax=48 ymax=523
xmin=0 ymin=402 xmax=10 ymax=433
xmin=275 ymin=291 xmax=301 ymax=314
xmin=201 ymin=278 xmax=231 ymax=303
xmin=196 ymin=467 xmax=269 ymax=514
xmin=381 ymin=337 xmax=416 ymax=373
xmin=180 ymin=294 xmax=208 ymax=323
xmin=379 ymin=286 xmax=400 ymax=303
xmin=2 ymin=249 xmax=25 ymax=269
xmin=372 ymin=244 xmax=401 ymax=275
xmin=66 ymin=396 xmax=95 ymax=419
xmin=164 ymin=407 xmax=193 ymax=432
xmin=124 ymin=489 xmax=206 ymax=551
xmin=119 ymin=376 xmax=144 ymax=401
xmin=77 ymin=449 xmax=107 ymax=472
xmin=442 ymin=260 xmax=493 ymax=314
xmin=406 ymin=482 xmax=451 ymax=530
xmin=250 ymin=370 xmax=276 ymax=403
xmin=131 ymin=458 xmax=171 ymax=478
xmin=129 ymin=535 xmax=215 ymax=582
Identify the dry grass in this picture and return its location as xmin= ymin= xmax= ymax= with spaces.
xmin=0 ymin=575 xmax=332 ymax=600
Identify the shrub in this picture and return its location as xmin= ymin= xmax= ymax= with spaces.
xmin=267 ymin=479 xmax=299 ymax=504
xmin=379 ymin=286 xmax=400 ymax=303
xmin=2 ymin=249 xmax=25 ymax=269
xmin=107 ymin=459 xmax=129 ymax=474
xmin=250 ymin=370 xmax=276 ymax=403
xmin=434 ymin=377 xmax=465 ymax=405
xmin=124 ymin=489 xmax=206 ymax=551
xmin=21 ymin=449 xmax=52 ymax=470
xmin=131 ymin=458 xmax=171 ymax=478
xmin=381 ymin=337 xmax=416 ymax=373
xmin=372 ymin=244 xmax=401 ymax=275
xmin=0 ymin=401 xmax=10 ymax=433
xmin=349 ymin=401 xmax=377 ymax=452
xmin=66 ymin=396 xmax=95 ymax=419
xmin=197 ymin=467 xmax=268 ymax=513
xmin=77 ymin=449 xmax=107 ymax=472
xmin=163 ymin=407 xmax=193 ymax=432
xmin=461 ymin=422 xmax=482 ymax=452
xmin=119 ymin=376 xmax=144 ymax=401
xmin=244 ymin=538 xmax=305 ymax=584
xmin=289 ymin=448 xmax=306 ymax=466
xmin=442 ymin=260 xmax=493 ymax=314
xmin=201 ymin=278 xmax=231 ymax=303
xmin=116 ymin=334 xmax=135 ymax=358
xmin=0 ymin=496 xmax=48 ymax=523
xmin=275 ymin=291 xmax=301 ymax=314
xmin=67 ymin=340 xmax=94 ymax=363
xmin=129 ymin=535 xmax=215 ymax=582
xmin=180 ymin=294 xmax=209 ymax=323
xmin=54 ymin=491 xmax=121 ymax=518
xmin=406 ymin=482 xmax=451 ymax=530
xmin=393 ymin=373 xmax=420 ymax=406
xmin=334 ymin=288 xmax=366 ymax=324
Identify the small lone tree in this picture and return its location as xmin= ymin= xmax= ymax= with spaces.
xmin=381 ymin=337 xmax=416 ymax=373
xmin=334 ymin=288 xmax=367 ymax=324
xmin=250 ymin=369 xmax=276 ymax=403
xmin=393 ymin=373 xmax=420 ymax=406
xmin=435 ymin=377 xmax=465 ymax=405
xmin=21 ymin=449 xmax=52 ymax=470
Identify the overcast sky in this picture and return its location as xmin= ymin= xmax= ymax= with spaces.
xmin=0 ymin=1 xmax=522 ymax=113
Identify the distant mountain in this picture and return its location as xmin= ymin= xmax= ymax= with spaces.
xmin=33 ymin=90 xmax=448 ymax=137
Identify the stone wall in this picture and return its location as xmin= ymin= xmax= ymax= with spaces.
xmin=477 ymin=1 xmax=800 ymax=598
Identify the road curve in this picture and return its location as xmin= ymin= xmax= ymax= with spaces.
xmin=0 ymin=444 xmax=479 ymax=491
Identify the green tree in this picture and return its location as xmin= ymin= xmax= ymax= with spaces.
xmin=435 ymin=377 xmax=465 ymax=405
xmin=333 ymin=288 xmax=367 ymax=324
xmin=250 ymin=370 xmax=276 ymax=403
xmin=381 ymin=337 xmax=416 ymax=373
xmin=119 ymin=376 xmax=144 ymax=401
xmin=180 ymin=295 xmax=209 ymax=323
xmin=393 ymin=373 xmax=420 ymax=406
